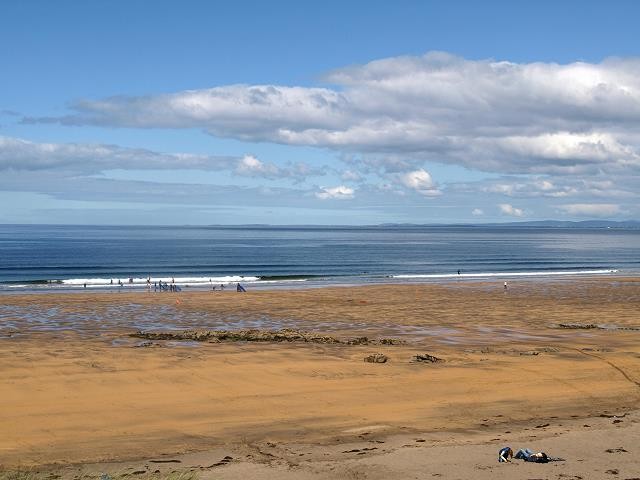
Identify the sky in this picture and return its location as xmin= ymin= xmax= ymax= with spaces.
xmin=1 ymin=0 xmax=640 ymax=225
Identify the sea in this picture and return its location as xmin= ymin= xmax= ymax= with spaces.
xmin=0 ymin=224 xmax=638 ymax=293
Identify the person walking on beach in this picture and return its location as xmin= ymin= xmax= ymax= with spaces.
xmin=504 ymin=281 xmax=508 ymax=291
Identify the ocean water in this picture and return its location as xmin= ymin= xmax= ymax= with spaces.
xmin=0 ymin=224 xmax=638 ymax=292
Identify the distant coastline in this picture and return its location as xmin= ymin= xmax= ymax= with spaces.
xmin=0 ymin=220 xmax=639 ymax=229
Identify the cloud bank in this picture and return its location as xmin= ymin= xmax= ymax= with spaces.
xmin=10 ymin=52 xmax=640 ymax=220
xmin=27 ymin=52 xmax=640 ymax=178
xmin=0 ymin=136 xmax=321 ymax=180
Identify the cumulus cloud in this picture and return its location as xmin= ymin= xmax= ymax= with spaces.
xmin=397 ymin=169 xmax=441 ymax=196
xmin=235 ymin=155 xmax=280 ymax=178
xmin=0 ymin=136 xmax=322 ymax=181
xmin=499 ymin=203 xmax=525 ymax=217
xmin=558 ymin=203 xmax=621 ymax=217
xmin=315 ymin=185 xmax=355 ymax=200
xmin=27 ymin=51 xmax=640 ymax=178
xmin=472 ymin=208 xmax=484 ymax=216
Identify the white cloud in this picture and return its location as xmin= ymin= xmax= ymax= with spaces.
xmin=31 ymin=51 xmax=640 ymax=178
xmin=472 ymin=208 xmax=484 ymax=216
xmin=499 ymin=203 xmax=524 ymax=217
xmin=315 ymin=185 xmax=355 ymax=200
xmin=398 ymin=169 xmax=441 ymax=196
xmin=0 ymin=135 xmax=231 ymax=172
xmin=0 ymin=136 xmax=323 ymax=181
xmin=483 ymin=178 xmax=579 ymax=198
xmin=235 ymin=155 xmax=280 ymax=178
xmin=558 ymin=203 xmax=621 ymax=217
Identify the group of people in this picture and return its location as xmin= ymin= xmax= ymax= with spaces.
xmin=100 ymin=276 xmax=248 ymax=293
xmin=154 ymin=280 xmax=180 ymax=292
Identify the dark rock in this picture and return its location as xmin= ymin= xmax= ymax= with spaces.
xmin=364 ymin=353 xmax=388 ymax=363
xmin=414 ymin=353 xmax=443 ymax=363
xmin=207 ymin=455 xmax=233 ymax=468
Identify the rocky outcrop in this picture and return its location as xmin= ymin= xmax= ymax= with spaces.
xmin=130 ymin=328 xmax=404 ymax=345
xmin=131 ymin=328 xmax=341 ymax=344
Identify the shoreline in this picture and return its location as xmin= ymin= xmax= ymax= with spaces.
xmin=0 ymin=269 xmax=636 ymax=296
xmin=1 ymin=278 xmax=639 ymax=477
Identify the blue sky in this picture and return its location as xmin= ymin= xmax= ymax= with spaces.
xmin=1 ymin=0 xmax=639 ymax=224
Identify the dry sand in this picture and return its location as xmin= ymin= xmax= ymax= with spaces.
xmin=1 ymin=278 xmax=640 ymax=478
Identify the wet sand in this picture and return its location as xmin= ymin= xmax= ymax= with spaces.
xmin=1 ymin=278 xmax=640 ymax=478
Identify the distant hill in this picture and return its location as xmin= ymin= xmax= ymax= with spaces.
xmin=485 ymin=220 xmax=640 ymax=229
xmin=378 ymin=220 xmax=640 ymax=229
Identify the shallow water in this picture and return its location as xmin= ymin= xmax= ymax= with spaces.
xmin=0 ymin=301 xmax=599 ymax=345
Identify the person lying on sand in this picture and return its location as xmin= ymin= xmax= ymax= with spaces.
xmin=499 ymin=447 xmax=564 ymax=463
xmin=517 ymin=449 xmax=548 ymax=463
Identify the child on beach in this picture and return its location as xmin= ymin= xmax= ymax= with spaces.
xmin=498 ymin=447 xmax=513 ymax=462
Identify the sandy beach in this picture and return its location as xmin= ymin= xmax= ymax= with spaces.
xmin=1 ymin=277 xmax=640 ymax=478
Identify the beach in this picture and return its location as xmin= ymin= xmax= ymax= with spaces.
xmin=1 ymin=277 xmax=640 ymax=478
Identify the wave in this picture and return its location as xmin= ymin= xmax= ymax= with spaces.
xmin=1 ymin=274 xmax=314 ymax=289
xmin=0 ymin=268 xmax=623 ymax=290
xmin=61 ymin=275 xmax=261 ymax=286
xmin=391 ymin=269 xmax=619 ymax=279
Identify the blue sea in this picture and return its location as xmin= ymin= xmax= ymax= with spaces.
xmin=0 ymin=224 xmax=638 ymax=292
